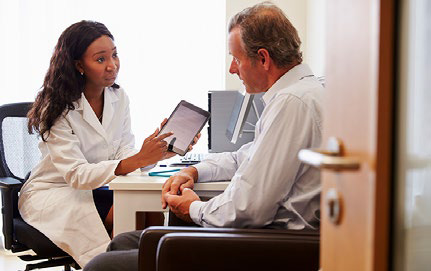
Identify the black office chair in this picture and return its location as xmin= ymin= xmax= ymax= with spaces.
xmin=0 ymin=102 xmax=78 ymax=270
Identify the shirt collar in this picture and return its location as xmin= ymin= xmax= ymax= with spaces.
xmin=262 ymin=63 xmax=314 ymax=106
xmin=74 ymin=87 xmax=118 ymax=111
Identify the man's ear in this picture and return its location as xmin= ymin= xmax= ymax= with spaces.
xmin=257 ymin=48 xmax=271 ymax=71
xmin=75 ymin=60 xmax=84 ymax=74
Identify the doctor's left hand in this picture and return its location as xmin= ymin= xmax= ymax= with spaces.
xmin=188 ymin=133 xmax=201 ymax=152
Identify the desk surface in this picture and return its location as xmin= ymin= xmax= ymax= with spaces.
xmin=109 ymin=171 xmax=230 ymax=191
xmin=109 ymin=170 xmax=229 ymax=236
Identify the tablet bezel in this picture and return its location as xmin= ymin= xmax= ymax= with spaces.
xmin=158 ymin=100 xmax=210 ymax=156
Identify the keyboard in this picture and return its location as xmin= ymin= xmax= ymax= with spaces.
xmin=169 ymin=153 xmax=208 ymax=167
xmin=181 ymin=153 xmax=207 ymax=163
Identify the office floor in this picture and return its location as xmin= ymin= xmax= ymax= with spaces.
xmin=0 ymin=251 xmax=75 ymax=271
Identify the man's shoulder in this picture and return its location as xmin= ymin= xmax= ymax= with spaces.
xmin=265 ymin=79 xmax=323 ymax=116
xmin=278 ymin=76 xmax=324 ymax=101
xmin=264 ymin=77 xmax=323 ymax=127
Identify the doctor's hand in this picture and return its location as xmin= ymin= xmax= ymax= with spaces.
xmin=164 ymin=188 xmax=200 ymax=223
xmin=138 ymin=128 xmax=173 ymax=167
xmin=161 ymin=166 xmax=198 ymax=209
xmin=115 ymin=128 xmax=173 ymax=176
xmin=187 ymin=133 xmax=201 ymax=152
xmin=157 ymin=118 xmax=177 ymax=160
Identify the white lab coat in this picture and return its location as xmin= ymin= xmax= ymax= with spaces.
xmin=18 ymin=87 xmax=138 ymax=267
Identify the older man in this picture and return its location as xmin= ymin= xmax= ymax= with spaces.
xmin=84 ymin=3 xmax=323 ymax=271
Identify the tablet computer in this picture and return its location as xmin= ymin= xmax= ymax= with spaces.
xmin=159 ymin=100 xmax=210 ymax=156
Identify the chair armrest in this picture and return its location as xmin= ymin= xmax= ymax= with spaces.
xmin=0 ymin=177 xmax=22 ymax=250
xmin=141 ymin=225 xmax=319 ymax=237
xmin=138 ymin=226 xmax=319 ymax=271
xmin=139 ymin=226 xmax=210 ymax=271
xmin=156 ymin=232 xmax=319 ymax=271
xmin=0 ymin=177 xmax=23 ymax=190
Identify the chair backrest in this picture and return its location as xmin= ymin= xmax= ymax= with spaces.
xmin=0 ymin=103 xmax=41 ymax=181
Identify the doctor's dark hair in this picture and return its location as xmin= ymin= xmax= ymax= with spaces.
xmin=228 ymin=2 xmax=302 ymax=68
xmin=27 ymin=20 xmax=119 ymax=141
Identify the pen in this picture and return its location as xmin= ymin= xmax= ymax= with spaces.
xmin=148 ymin=168 xmax=181 ymax=176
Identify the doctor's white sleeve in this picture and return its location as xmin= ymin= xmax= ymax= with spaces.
xmin=46 ymin=117 xmax=121 ymax=190
xmin=189 ymin=96 xmax=316 ymax=228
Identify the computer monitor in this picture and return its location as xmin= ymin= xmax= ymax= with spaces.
xmin=226 ymin=92 xmax=259 ymax=144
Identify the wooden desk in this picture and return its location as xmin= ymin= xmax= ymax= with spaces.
xmin=109 ymin=171 xmax=229 ymax=236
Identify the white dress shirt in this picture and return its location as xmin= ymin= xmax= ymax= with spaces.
xmin=190 ymin=63 xmax=323 ymax=230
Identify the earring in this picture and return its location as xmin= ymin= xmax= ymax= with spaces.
xmin=80 ymin=72 xmax=84 ymax=76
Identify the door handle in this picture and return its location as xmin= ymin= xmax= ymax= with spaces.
xmin=298 ymin=137 xmax=360 ymax=171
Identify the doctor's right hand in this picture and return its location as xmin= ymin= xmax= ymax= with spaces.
xmin=138 ymin=128 xmax=173 ymax=167
xmin=161 ymin=166 xmax=198 ymax=209
xmin=115 ymin=129 xmax=173 ymax=176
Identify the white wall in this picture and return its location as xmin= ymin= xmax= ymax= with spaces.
xmin=0 ymin=0 xmax=226 ymax=153
xmin=306 ymin=0 xmax=327 ymax=77
xmin=394 ymin=0 xmax=431 ymax=269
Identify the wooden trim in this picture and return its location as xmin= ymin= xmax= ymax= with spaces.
xmin=374 ymin=0 xmax=396 ymax=269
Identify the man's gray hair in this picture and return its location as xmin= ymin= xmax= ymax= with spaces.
xmin=228 ymin=2 xmax=302 ymax=68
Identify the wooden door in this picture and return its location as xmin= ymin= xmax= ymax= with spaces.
xmin=320 ymin=0 xmax=395 ymax=270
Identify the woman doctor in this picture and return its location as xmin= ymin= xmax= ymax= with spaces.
xmin=18 ymin=21 xmax=176 ymax=268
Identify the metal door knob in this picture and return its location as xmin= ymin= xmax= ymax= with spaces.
xmin=298 ymin=137 xmax=360 ymax=171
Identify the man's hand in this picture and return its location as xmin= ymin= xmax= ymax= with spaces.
xmin=164 ymin=188 xmax=200 ymax=223
xmin=161 ymin=167 xmax=198 ymax=208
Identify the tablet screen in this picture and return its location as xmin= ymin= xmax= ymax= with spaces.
xmin=159 ymin=100 xmax=210 ymax=155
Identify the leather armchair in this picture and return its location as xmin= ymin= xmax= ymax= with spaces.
xmin=139 ymin=226 xmax=319 ymax=271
